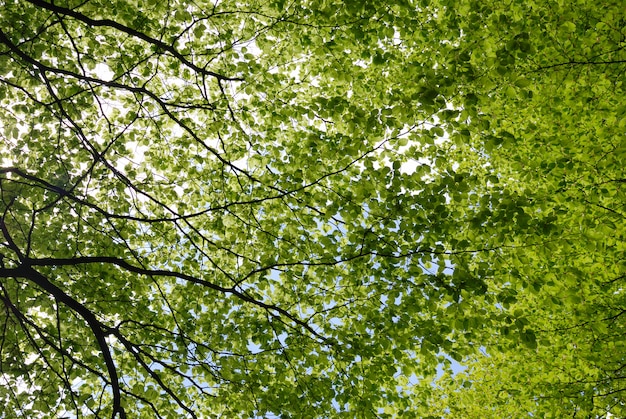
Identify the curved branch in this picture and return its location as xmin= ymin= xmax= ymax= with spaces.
xmin=26 ymin=255 xmax=333 ymax=344
xmin=24 ymin=0 xmax=243 ymax=82
xmin=0 ymin=265 xmax=126 ymax=419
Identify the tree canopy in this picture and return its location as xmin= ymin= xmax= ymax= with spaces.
xmin=0 ymin=0 xmax=624 ymax=417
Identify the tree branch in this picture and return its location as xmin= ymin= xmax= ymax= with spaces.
xmin=26 ymin=256 xmax=333 ymax=345
xmin=0 ymin=265 xmax=126 ymax=419
xmin=24 ymin=0 xmax=243 ymax=82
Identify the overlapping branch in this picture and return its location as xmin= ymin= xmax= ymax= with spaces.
xmin=25 ymin=0 xmax=244 ymax=82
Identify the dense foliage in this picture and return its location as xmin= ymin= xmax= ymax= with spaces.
xmin=0 ymin=0 xmax=623 ymax=417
